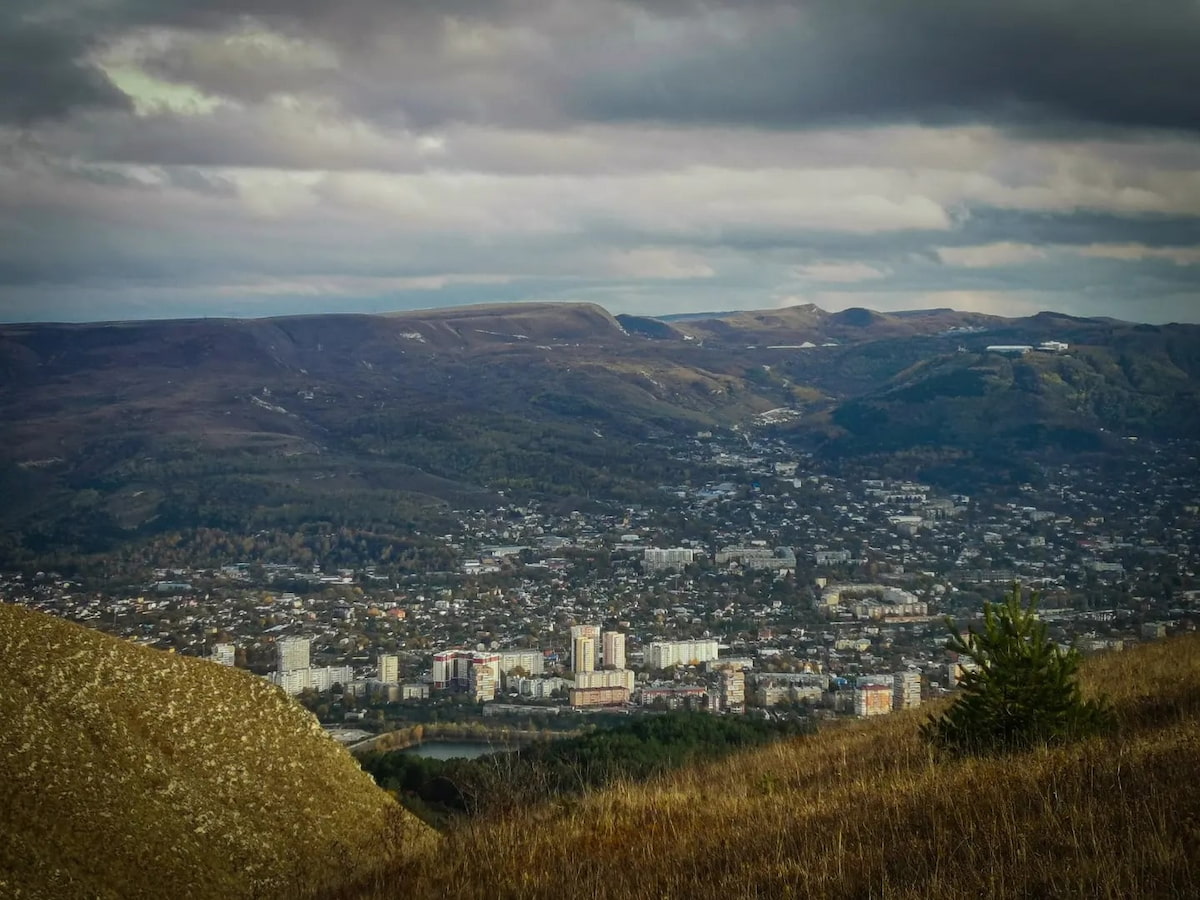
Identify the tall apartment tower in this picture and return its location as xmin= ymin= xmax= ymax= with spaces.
xmin=893 ymin=670 xmax=922 ymax=709
xmin=570 ymin=625 xmax=600 ymax=670
xmin=378 ymin=653 xmax=400 ymax=684
xmin=470 ymin=653 xmax=500 ymax=702
xmin=717 ymin=666 xmax=745 ymax=712
xmin=602 ymin=631 xmax=626 ymax=670
xmin=572 ymin=636 xmax=596 ymax=674
xmin=276 ymin=637 xmax=310 ymax=673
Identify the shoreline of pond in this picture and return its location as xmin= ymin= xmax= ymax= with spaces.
xmin=349 ymin=722 xmax=576 ymax=756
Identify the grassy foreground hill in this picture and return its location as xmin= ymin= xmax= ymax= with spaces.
xmin=0 ymin=603 xmax=433 ymax=900
xmin=345 ymin=634 xmax=1200 ymax=899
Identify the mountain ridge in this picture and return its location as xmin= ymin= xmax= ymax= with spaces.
xmin=2 ymin=300 xmax=1197 ymax=564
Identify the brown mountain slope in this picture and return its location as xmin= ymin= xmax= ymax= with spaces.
xmin=0 ymin=603 xmax=434 ymax=900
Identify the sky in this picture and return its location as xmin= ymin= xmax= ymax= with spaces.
xmin=2 ymin=0 xmax=1200 ymax=324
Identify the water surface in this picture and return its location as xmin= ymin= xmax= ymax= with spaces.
xmin=400 ymin=740 xmax=512 ymax=760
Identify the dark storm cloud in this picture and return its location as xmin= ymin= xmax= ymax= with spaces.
xmin=953 ymin=209 xmax=1200 ymax=253
xmin=572 ymin=0 xmax=1200 ymax=133
xmin=0 ymin=3 xmax=131 ymax=124
xmin=9 ymin=0 xmax=1200 ymax=131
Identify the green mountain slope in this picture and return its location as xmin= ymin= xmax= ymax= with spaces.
xmin=0 ymin=603 xmax=433 ymax=900
xmin=821 ymin=344 xmax=1200 ymax=458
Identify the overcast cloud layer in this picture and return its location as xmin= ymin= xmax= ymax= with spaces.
xmin=2 ymin=0 xmax=1199 ymax=323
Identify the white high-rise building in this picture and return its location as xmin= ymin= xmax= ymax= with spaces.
xmin=432 ymin=649 xmax=474 ymax=690
xmin=277 ymin=637 xmax=310 ymax=673
xmin=570 ymin=625 xmax=600 ymax=670
xmin=378 ymin=653 xmax=400 ymax=684
xmin=497 ymin=649 xmax=545 ymax=678
xmin=575 ymin=668 xmax=635 ymax=693
xmin=573 ymin=636 xmax=596 ymax=674
xmin=602 ymin=631 xmax=626 ymax=670
xmin=211 ymin=643 xmax=236 ymax=667
xmin=271 ymin=665 xmax=354 ymax=696
xmin=643 ymin=547 xmax=697 ymax=573
xmin=647 ymin=639 xmax=720 ymax=670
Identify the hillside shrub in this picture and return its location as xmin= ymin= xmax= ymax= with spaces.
xmin=921 ymin=586 xmax=1114 ymax=756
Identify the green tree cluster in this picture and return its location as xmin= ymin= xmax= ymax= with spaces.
xmin=360 ymin=712 xmax=808 ymax=822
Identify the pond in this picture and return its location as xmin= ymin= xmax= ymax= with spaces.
xmin=400 ymin=740 xmax=514 ymax=760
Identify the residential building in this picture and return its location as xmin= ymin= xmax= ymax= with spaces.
xmin=569 ymin=686 xmax=630 ymax=708
xmin=401 ymin=683 xmax=430 ymax=701
xmin=602 ymin=631 xmax=626 ymax=670
xmin=572 ymin=635 xmax=596 ymax=674
xmin=647 ymin=639 xmax=720 ymax=669
xmin=704 ymin=657 xmax=753 ymax=673
xmin=575 ymin=668 xmax=635 ymax=693
xmin=716 ymin=666 xmax=745 ymax=712
xmin=432 ymin=649 xmax=474 ymax=690
xmin=570 ymin=625 xmax=600 ymax=670
xmin=497 ymin=649 xmax=545 ymax=678
xmin=642 ymin=547 xmax=697 ymax=573
xmin=854 ymin=684 xmax=893 ymax=717
xmin=210 ymin=643 xmax=236 ymax=667
xmin=512 ymin=675 xmax=567 ymax=699
xmin=470 ymin=660 xmax=498 ymax=702
xmin=638 ymin=685 xmax=708 ymax=710
xmin=271 ymin=664 xmax=353 ymax=696
xmin=813 ymin=549 xmax=852 ymax=565
xmin=276 ymin=637 xmax=310 ymax=673
xmin=378 ymin=653 xmax=399 ymax=684
xmin=893 ymin=670 xmax=921 ymax=710
xmin=714 ymin=546 xmax=796 ymax=571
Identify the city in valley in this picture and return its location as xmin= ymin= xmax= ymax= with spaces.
xmin=8 ymin=429 xmax=1196 ymax=745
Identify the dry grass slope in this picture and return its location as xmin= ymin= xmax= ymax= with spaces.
xmin=351 ymin=634 xmax=1200 ymax=899
xmin=0 ymin=603 xmax=434 ymax=900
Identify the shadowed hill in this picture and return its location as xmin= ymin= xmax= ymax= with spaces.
xmin=821 ymin=344 xmax=1200 ymax=457
xmin=346 ymin=633 xmax=1200 ymax=899
xmin=1 ymin=301 xmax=1197 ymax=565
xmin=0 ymin=603 xmax=434 ymax=900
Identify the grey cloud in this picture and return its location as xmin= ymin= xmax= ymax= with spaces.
xmin=0 ymin=5 xmax=131 ymax=124
xmin=138 ymin=34 xmax=336 ymax=106
xmin=570 ymin=1 xmax=1200 ymax=133
xmin=3 ymin=0 xmax=1200 ymax=325
xmin=955 ymin=209 xmax=1200 ymax=252
xmin=11 ymin=1 xmax=1200 ymax=132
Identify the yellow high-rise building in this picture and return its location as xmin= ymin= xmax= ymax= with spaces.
xmin=572 ymin=636 xmax=596 ymax=674
xmin=602 ymin=631 xmax=626 ymax=670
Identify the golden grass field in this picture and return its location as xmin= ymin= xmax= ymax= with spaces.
xmin=4 ymin=600 xmax=1197 ymax=899
xmin=344 ymin=633 xmax=1200 ymax=900
xmin=0 ymin=604 xmax=433 ymax=900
